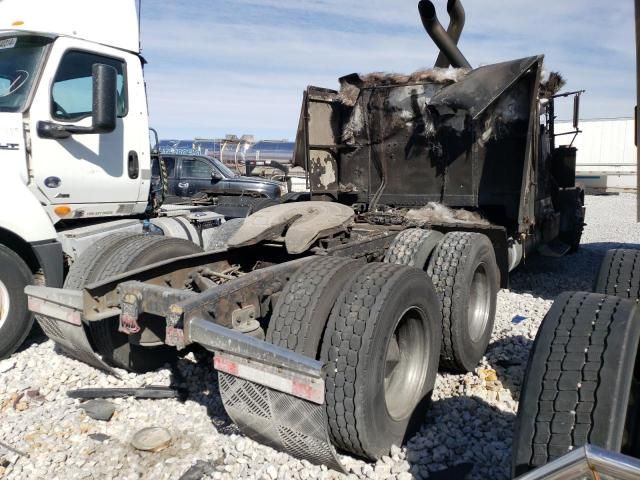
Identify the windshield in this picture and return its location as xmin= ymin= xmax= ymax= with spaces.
xmin=0 ymin=35 xmax=51 ymax=113
xmin=212 ymin=157 xmax=239 ymax=177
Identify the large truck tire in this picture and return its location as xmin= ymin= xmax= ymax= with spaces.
xmin=426 ymin=232 xmax=499 ymax=373
xmin=266 ymin=256 xmax=362 ymax=357
xmin=513 ymin=292 xmax=640 ymax=476
xmin=320 ymin=263 xmax=441 ymax=459
xmin=64 ymin=233 xmax=139 ymax=289
xmin=594 ymin=249 xmax=640 ymax=300
xmin=206 ymin=218 xmax=244 ymax=251
xmin=0 ymin=245 xmax=34 ymax=359
xmin=384 ymin=228 xmax=443 ymax=269
xmin=67 ymin=234 xmax=202 ymax=372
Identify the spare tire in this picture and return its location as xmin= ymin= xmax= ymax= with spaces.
xmin=594 ymin=249 xmax=640 ymax=300
xmin=320 ymin=263 xmax=441 ymax=459
xmin=513 ymin=291 xmax=640 ymax=475
xmin=426 ymin=232 xmax=499 ymax=373
xmin=64 ymin=233 xmax=140 ymax=289
xmin=67 ymin=234 xmax=202 ymax=372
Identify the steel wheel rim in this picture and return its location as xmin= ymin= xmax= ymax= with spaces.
xmin=0 ymin=280 xmax=10 ymax=329
xmin=384 ymin=307 xmax=430 ymax=421
xmin=468 ymin=262 xmax=491 ymax=343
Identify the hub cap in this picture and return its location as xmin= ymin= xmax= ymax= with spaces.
xmin=468 ymin=263 xmax=491 ymax=343
xmin=384 ymin=307 xmax=430 ymax=420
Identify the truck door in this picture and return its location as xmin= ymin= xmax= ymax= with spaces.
xmin=28 ymin=38 xmax=150 ymax=216
xmin=179 ymin=157 xmax=225 ymax=197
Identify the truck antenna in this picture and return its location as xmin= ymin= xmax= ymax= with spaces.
xmin=138 ymin=0 xmax=143 ymax=51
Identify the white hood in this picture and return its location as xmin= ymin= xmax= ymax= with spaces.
xmin=0 ymin=0 xmax=139 ymax=54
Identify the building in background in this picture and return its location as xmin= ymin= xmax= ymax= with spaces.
xmin=556 ymin=117 xmax=636 ymax=193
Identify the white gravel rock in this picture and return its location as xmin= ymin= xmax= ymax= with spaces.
xmin=0 ymin=194 xmax=636 ymax=480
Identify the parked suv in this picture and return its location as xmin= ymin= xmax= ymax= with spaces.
xmin=151 ymin=154 xmax=286 ymax=201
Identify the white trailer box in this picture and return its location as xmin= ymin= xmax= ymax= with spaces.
xmin=556 ymin=118 xmax=637 ymax=193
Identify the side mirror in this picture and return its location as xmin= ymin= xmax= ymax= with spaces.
xmin=90 ymin=63 xmax=118 ymax=134
xmin=573 ymin=94 xmax=581 ymax=130
xmin=211 ymin=171 xmax=223 ymax=182
xmin=37 ymin=63 xmax=118 ymax=139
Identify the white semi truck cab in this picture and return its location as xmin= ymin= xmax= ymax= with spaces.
xmin=0 ymin=0 xmax=171 ymax=358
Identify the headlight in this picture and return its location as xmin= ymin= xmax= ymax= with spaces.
xmin=278 ymin=184 xmax=287 ymax=196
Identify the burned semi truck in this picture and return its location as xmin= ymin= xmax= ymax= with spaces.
xmin=26 ymin=0 xmax=585 ymax=471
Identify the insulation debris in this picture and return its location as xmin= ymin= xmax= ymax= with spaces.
xmin=338 ymin=183 xmax=359 ymax=193
xmin=405 ymin=202 xmax=489 ymax=225
xmin=539 ymin=71 xmax=566 ymax=99
xmin=338 ymin=67 xmax=469 ymax=106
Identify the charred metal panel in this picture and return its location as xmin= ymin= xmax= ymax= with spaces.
xmin=334 ymin=57 xmax=543 ymax=228
xmin=292 ymin=56 xmax=550 ymax=235
xmin=475 ymin=71 xmax=537 ymax=229
xmin=308 ymin=99 xmax=339 ymax=145
xmin=294 ymin=87 xmax=343 ymax=197
xmin=340 ymin=84 xmax=446 ymax=206
xmin=517 ymin=61 xmax=543 ymax=234
xmin=292 ymin=90 xmax=308 ymax=171
xmin=429 ymin=56 xmax=541 ymax=119
xmin=309 ymin=150 xmax=339 ymax=192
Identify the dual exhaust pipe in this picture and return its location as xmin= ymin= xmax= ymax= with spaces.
xmin=418 ymin=0 xmax=471 ymax=69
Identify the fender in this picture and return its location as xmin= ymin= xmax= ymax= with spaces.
xmin=0 ymin=173 xmax=64 ymax=287
xmin=0 ymin=172 xmax=58 ymax=243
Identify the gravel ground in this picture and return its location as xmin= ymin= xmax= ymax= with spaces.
xmin=1 ymin=193 xmax=639 ymax=480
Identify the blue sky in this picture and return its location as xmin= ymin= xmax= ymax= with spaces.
xmin=140 ymin=0 xmax=635 ymax=141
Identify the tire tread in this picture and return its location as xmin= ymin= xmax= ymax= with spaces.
xmin=594 ymin=249 xmax=640 ymax=300
xmin=426 ymin=231 xmax=496 ymax=371
xmin=323 ymin=263 xmax=407 ymax=457
xmin=266 ymin=256 xmax=360 ymax=356
xmin=513 ymin=291 xmax=640 ymax=474
xmin=384 ymin=229 xmax=431 ymax=266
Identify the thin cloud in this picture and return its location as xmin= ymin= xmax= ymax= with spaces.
xmin=141 ymin=0 xmax=635 ymax=140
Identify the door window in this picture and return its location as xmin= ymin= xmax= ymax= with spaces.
xmin=51 ymin=50 xmax=127 ymax=121
xmin=151 ymin=157 xmax=176 ymax=178
xmin=182 ymin=158 xmax=213 ymax=178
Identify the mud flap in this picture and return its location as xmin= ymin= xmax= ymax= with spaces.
xmin=26 ymin=286 xmax=117 ymax=375
xmin=190 ymin=318 xmax=347 ymax=472
xmin=218 ymin=374 xmax=346 ymax=473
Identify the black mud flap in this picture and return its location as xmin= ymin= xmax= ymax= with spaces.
xmin=26 ymin=286 xmax=117 ymax=375
xmin=218 ymin=373 xmax=346 ymax=473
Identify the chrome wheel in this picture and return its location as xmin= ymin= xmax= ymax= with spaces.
xmin=468 ymin=263 xmax=491 ymax=343
xmin=384 ymin=307 xmax=430 ymax=420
